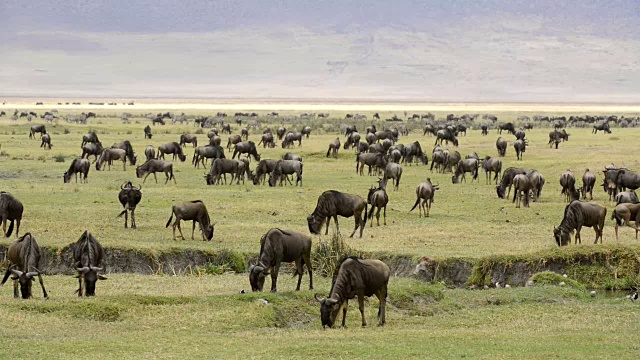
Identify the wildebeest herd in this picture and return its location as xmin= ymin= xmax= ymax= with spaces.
xmin=1 ymin=109 xmax=639 ymax=328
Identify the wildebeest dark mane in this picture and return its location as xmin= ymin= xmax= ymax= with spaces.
xmin=190 ymin=200 xmax=204 ymax=204
xmin=74 ymin=231 xmax=98 ymax=267
xmin=19 ymin=233 xmax=39 ymax=272
xmin=329 ymin=256 xmax=366 ymax=295
xmin=68 ymin=158 xmax=80 ymax=171
xmin=558 ymin=202 xmax=577 ymax=234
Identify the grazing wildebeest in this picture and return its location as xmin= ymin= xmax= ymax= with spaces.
xmin=409 ymin=178 xmax=438 ymax=217
xmin=81 ymin=142 xmax=104 ymax=163
xmin=29 ymin=125 xmax=46 ymax=139
xmin=326 ymin=138 xmax=340 ymax=158
xmin=365 ymin=132 xmax=377 ymax=145
xmin=276 ymin=126 xmax=287 ymax=140
xmin=232 ymin=141 xmax=260 ymax=161
xmin=315 ymin=257 xmax=389 ymax=328
xmin=344 ymin=125 xmax=357 ymax=137
xmin=356 ymin=152 xmax=387 ymax=176
xmin=480 ymin=123 xmax=489 ymax=135
xmin=282 ymin=152 xmax=302 ymax=162
xmin=64 ymin=158 xmax=90 ymax=183
xmin=192 ymin=145 xmax=225 ymax=168
xmin=249 ymin=228 xmax=313 ymax=292
xmin=560 ymin=170 xmax=579 ymax=203
xmin=72 ymin=231 xmax=107 ymax=296
xmin=496 ymin=137 xmax=507 ymax=157
xmin=434 ymin=129 xmax=458 ymax=146
xmin=452 ymin=158 xmax=479 ymax=184
xmin=227 ymin=135 xmax=242 ymax=150
xmin=268 ymin=160 xmax=303 ymax=187
xmin=179 ymin=134 xmax=198 ymax=148
xmin=430 ymin=150 xmax=447 ymax=173
xmin=512 ymin=173 xmax=533 ymax=208
xmin=144 ymin=125 xmax=152 ymax=139
xmin=144 ymin=145 xmax=156 ymax=161
xmin=0 ymin=233 xmax=48 ymax=299
xmin=117 ymin=182 xmax=142 ymax=229
xmin=258 ymin=132 xmax=275 ymax=148
xmin=282 ymin=132 xmax=303 ymax=148
xmin=253 ymin=159 xmax=278 ymax=185
xmin=221 ymin=123 xmax=231 ymax=134
xmin=165 ymin=200 xmax=215 ymax=241
xmin=444 ymin=150 xmax=461 ymax=173
xmin=343 ymin=132 xmax=361 ymax=150
xmin=615 ymin=170 xmax=640 ymax=191
xmin=382 ymin=162 xmax=402 ymax=190
xmin=403 ymin=141 xmax=428 ymax=166
xmin=40 ymin=133 xmax=52 ymax=149
xmin=612 ymin=203 xmax=640 ymax=240
xmin=307 ymin=190 xmax=367 ymax=238
xmin=81 ymin=131 xmax=100 ymax=147
xmin=482 ymin=156 xmax=502 ymax=185
xmin=496 ymin=167 xmax=533 ymax=199
xmin=96 ymin=148 xmax=127 ymax=171
xmin=158 ymin=142 xmax=187 ymax=162
xmin=498 ymin=122 xmax=515 ymax=135
xmin=592 ymin=122 xmax=611 ymax=134
xmin=389 ymin=149 xmax=402 ymax=164
xmin=581 ymin=169 xmax=596 ymax=200
xmin=301 ymin=126 xmax=312 ymax=138
xmin=554 ymin=200 xmax=607 ymax=246
xmin=206 ymin=158 xmax=240 ymax=185
xmin=0 ymin=192 xmax=23 ymax=238
xmin=615 ymin=191 xmax=638 ymax=205
xmin=423 ymin=123 xmax=436 ymax=136
xmin=523 ymin=123 xmax=534 ymax=130
xmin=514 ymin=139 xmax=526 ymax=160
xmin=367 ymin=181 xmax=388 ymax=226
xmin=136 ymin=159 xmax=176 ymax=184
xmin=111 ymin=140 xmax=137 ymax=165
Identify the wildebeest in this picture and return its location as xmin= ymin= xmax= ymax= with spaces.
xmin=136 ymin=159 xmax=176 ymax=184
xmin=0 ymin=192 xmax=23 ymax=238
xmin=117 ymin=182 xmax=142 ymax=229
xmin=258 ymin=132 xmax=275 ymax=148
xmin=444 ymin=150 xmax=461 ymax=173
xmin=144 ymin=125 xmax=152 ymax=139
xmin=158 ymin=142 xmax=187 ymax=162
xmin=192 ymin=145 xmax=225 ymax=168
xmin=343 ymin=125 xmax=357 ymax=137
xmin=144 ymin=145 xmax=156 ymax=161
xmin=615 ymin=169 xmax=640 ymax=191
xmin=326 ymin=138 xmax=340 ymax=158
xmin=382 ymin=162 xmax=402 ymax=190
xmin=512 ymin=173 xmax=533 ymax=208
xmin=409 ymin=178 xmax=439 ymax=217
xmin=72 ymin=230 xmax=107 ymax=296
xmin=592 ymin=122 xmax=611 ymax=134
xmin=480 ymin=123 xmax=489 ymax=135
xmin=581 ymin=169 xmax=596 ymax=200
xmin=301 ymin=126 xmax=312 ymax=138
xmin=496 ymin=137 xmax=507 ymax=157
xmin=179 ymin=134 xmax=198 ymax=147
xmin=206 ymin=158 xmax=239 ymax=185
xmin=221 ymin=123 xmax=231 ymax=134
xmin=611 ymin=203 xmax=640 ymax=241
xmin=560 ymin=170 xmax=579 ymax=203
xmin=81 ymin=131 xmax=100 ymax=147
xmin=514 ymin=129 xmax=526 ymax=141
xmin=29 ymin=125 xmax=46 ymax=139
xmin=482 ymin=156 xmax=502 ymax=185
xmin=496 ymin=167 xmax=533 ymax=199
xmin=403 ymin=141 xmax=428 ymax=166
xmin=367 ymin=181 xmax=388 ymax=226
xmin=615 ymin=191 xmax=639 ymax=205
xmin=268 ymin=160 xmax=303 ymax=187
xmin=282 ymin=132 xmax=303 ymax=148
xmin=307 ymin=190 xmax=367 ymax=238
xmin=64 ymin=158 xmax=90 ymax=183
xmin=227 ymin=135 xmax=242 ymax=150
xmin=96 ymin=148 xmax=127 ymax=171
xmin=165 ymin=200 xmax=215 ymax=241
xmin=0 ymin=233 xmax=48 ymax=299
xmin=232 ymin=141 xmax=260 ymax=161
xmin=430 ymin=150 xmax=447 ymax=173
xmin=240 ymin=128 xmax=249 ymax=140
xmin=356 ymin=152 xmax=387 ymax=176
xmin=434 ymin=129 xmax=458 ymax=146
xmin=111 ymin=140 xmax=137 ymax=165
xmin=276 ymin=126 xmax=287 ymax=140
xmin=249 ymin=228 xmax=313 ymax=292
xmin=252 ymin=159 xmax=278 ymax=185
xmin=81 ymin=142 xmax=104 ymax=163
xmin=282 ymin=152 xmax=302 ymax=162
xmin=343 ymin=132 xmax=361 ymax=150
xmin=498 ymin=122 xmax=515 ymax=135
xmin=452 ymin=158 xmax=479 ymax=184
xmin=315 ymin=257 xmax=389 ymax=328
xmin=514 ymin=139 xmax=526 ymax=160
xmin=554 ymin=200 xmax=607 ymax=246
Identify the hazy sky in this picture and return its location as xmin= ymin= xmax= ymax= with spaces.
xmin=1 ymin=0 xmax=638 ymax=101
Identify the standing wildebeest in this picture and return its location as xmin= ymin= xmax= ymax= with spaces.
xmin=602 ymin=165 xmax=626 ymax=200
xmin=0 ymin=233 xmax=48 ymax=299
xmin=615 ymin=191 xmax=638 ymax=205
xmin=136 ymin=159 xmax=176 ymax=184
xmin=276 ymin=126 xmax=287 ymax=140
xmin=434 ymin=129 xmax=458 ymax=146
xmin=0 ymin=192 xmax=23 ymax=238
xmin=307 ymin=190 xmax=367 ymax=238
xmin=117 ymin=182 xmax=142 ymax=229
xmin=452 ymin=158 xmax=479 ymax=184
xmin=430 ymin=150 xmax=447 ymax=173
xmin=268 ymin=160 xmax=303 ymax=187
xmin=253 ymin=159 xmax=278 ymax=185
xmin=409 ymin=178 xmax=438 ymax=217
xmin=403 ymin=141 xmax=428 ymax=166
xmin=382 ymin=162 xmax=402 ymax=190
xmin=258 ymin=132 xmax=275 ymax=148
xmin=498 ymin=122 xmax=515 ymax=135
xmin=40 ymin=133 xmax=52 ymax=149
xmin=496 ymin=167 xmax=533 ymax=199
xmin=144 ymin=125 xmax=152 ymax=139
xmin=227 ymin=135 xmax=242 ymax=150
xmin=514 ymin=129 xmax=526 ymax=141
xmin=301 ymin=126 xmax=312 ymax=138
xmin=192 ymin=145 xmax=225 ymax=168
xmin=81 ymin=142 xmax=104 ymax=163
xmin=240 ymin=128 xmax=249 ymax=140
xmin=165 ymin=200 xmax=215 ymax=241
xmin=29 ymin=125 xmax=46 ymax=139
xmin=282 ymin=152 xmax=302 ymax=162
xmin=206 ymin=158 xmax=236 ymax=185
xmin=367 ymin=181 xmax=388 ymax=226
xmin=96 ymin=148 xmax=127 ymax=171
xmin=592 ymin=122 xmax=611 ymax=134
xmin=480 ymin=123 xmax=489 ymax=135
xmin=72 ymin=230 xmax=107 ymax=296
xmin=232 ymin=141 xmax=260 ymax=161
xmin=612 ymin=203 xmax=640 ymax=240
xmin=496 ymin=137 xmax=507 ymax=157
xmin=343 ymin=132 xmax=361 ymax=150
xmin=111 ymin=140 xmax=137 ymax=165
xmin=81 ymin=131 xmax=100 ymax=147
xmin=221 ymin=123 xmax=231 ymax=134
xmin=356 ymin=152 xmax=387 ymax=176
xmin=560 ymin=170 xmax=579 ymax=202
xmin=326 ymin=138 xmax=340 ymax=158
xmin=512 ymin=173 xmax=534 ymax=208
xmin=482 ymin=156 xmax=502 ymax=185
xmin=249 ymin=228 xmax=313 ymax=292
xmin=64 ymin=158 xmax=90 ymax=183
xmin=282 ymin=132 xmax=303 ymax=148
xmin=615 ymin=170 xmax=640 ymax=191
xmin=514 ymin=139 xmax=526 ymax=160
xmin=581 ymin=169 xmax=596 ymax=200
xmin=315 ymin=257 xmax=389 ymax=328
xmin=179 ymin=134 xmax=198 ymax=147
xmin=554 ymin=200 xmax=607 ymax=246
xmin=144 ymin=145 xmax=156 ymax=161
xmin=158 ymin=142 xmax=187 ymax=162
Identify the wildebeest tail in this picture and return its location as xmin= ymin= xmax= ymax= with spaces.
xmin=165 ymin=208 xmax=174 ymax=228
xmin=410 ymin=198 xmax=420 ymax=213
xmin=117 ymin=210 xmax=127 ymax=218
xmin=326 ymin=146 xmax=331 ymax=157
xmin=611 ymin=209 xmax=623 ymax=226
xmin=362 ymin=203 xmax=368 ymax=227
xmin=6 ymin=220 xmax=14 ymax=237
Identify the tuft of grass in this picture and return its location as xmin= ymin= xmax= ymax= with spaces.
xmin=312 ymin=233 xmax=363 ymax=277
xmin=63 ymin=127 xmax=71 ymax=134
xmin=37 ymin=155 xmax=47 ymax=162
xmin=529 ymin=271 xmax=585 ymax=290
xmin=54 ymin=154 xmax=65 ymax=162
xmin=195 ymin=128 xmax=204 ymax=134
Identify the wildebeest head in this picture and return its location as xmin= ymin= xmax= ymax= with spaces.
xmin=315 ymin=293 xmax=341 ymax=328
xmin=496 ymin=184 xmax=506 ymax=199
xmin=9 ymin=266 xmax=39 ymax=299
xmin=307 ymin=214 xmax=324 ymax=235
xmin=76 ymin=266 xmax=107 ymax=296
xmin=202 ymin=222 xmax=215 ymax=241
xmin=248 ymin=263 xmax=269 ymax=291
xmin=553 ymin=226 xmax=571 ymax=247
xmin=63 ymin=171 xmax=72 ymax=183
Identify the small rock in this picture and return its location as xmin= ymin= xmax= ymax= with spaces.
xmin=483 ymin=285 xmax=489 ymax=289
xmin=526 ymin=280 xmax=535 ymax=287
xmin=257 ymin=298 xmax=270 ymax=305
xmin=590 ymin=291 xmax=596 ymax=297
xmin=559 ymin=282 xmax=566 ymax=287
xmin=505 ymin=284 xmax=511 ymax=288
xmin=562 ymin=274 xmax=568 ymax=278
xmin=495 ymin=282 xmax=502 ymax=289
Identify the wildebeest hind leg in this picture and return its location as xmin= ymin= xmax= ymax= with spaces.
xmin=131 ymin=210 xmax=136 ymax=229
xmin=358 ymin=295 xmax=367 ymax=327
xmin=123 ymin=210 xmax=128 ymax=228
xmin=191 ymin=221 xmax=196 ymax=240
xmin=376 ymin=208 xmax=381 ymax=226
xmin=383 ymin=206 xmax=387 ymax=225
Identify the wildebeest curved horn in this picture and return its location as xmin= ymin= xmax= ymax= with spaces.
xmin=10 ymin=269 xmax=23 ymax=277
xmin=76 ymin=267 xmax=90 ymax=274
xmin=26 ymin=272 xmax=38 ymax=279
xmin=314 ymin=293 xmax=325 ymax=303
xmin=90 ymin=266 xmax=103 ymax=272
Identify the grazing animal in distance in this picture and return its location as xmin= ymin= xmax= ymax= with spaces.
xmin=252 ymin=159 xmax=278 ymax=185
xmin=40 ymin=133 xmax=52 ymax=149
xmin=307 ymin=190 xmax=367 ymax=238
xmin=268 ymin=160 xmax=303 ymax=187
xmin=367 ymin=180 xmax=388 ymax=226
xmin=0 ymin=233 xmax=48 ymax=299
xmin=158 ymin=142 xmax=187 ymax=162
xmin=315 ymin=257 xmax=389 ymax=328
xmin=72 ymin=230 xmax=107 ymax=296
xmin=496 ymin=168 xmax=533 ymax=199
xmin=29 ymin=125 xmax=46 ymax=139
xmin=81 ymin=131 xmax=100 ymax=147
xmin=554 ymin=200 xmax=607 ymax=246
xmin=496 ymin=137 xmax=507 ymax=157
xmin=144 ymin=125 xmax=152 ymax=139
xmin=249 ymin=228 xmax=313 ymax=292
xmin=165 ymin=200 xmax=215 ymax=241
xmin=382 ymin=162 xmax=402 ymax=191
xmin=232 ymin=141 xmax=260 ymax=161
xmin=63 ymin=158 xmax=90 ymax=183
xmin=409 ymin=178 xmax=439 ymax=217
xmin=326 ymin=138 xmax=341 ymax=158
xmin=514 ymin=139 xmax=526 ymax=160
xmin=611 ymin=203 xmax=640 ymax=240
xmin=482 ymin=156 xmax=502 ymax=185
xmin=136 ymin=159 xmax=176 ymax=184
xmin=81 ymin=142 xmax=104 ymax=163
xmin=110 ymin=140 xmax=137 ymax=165
xmin=117 ymin=182 xmax=142 ymax=229
xmin=96 ymin=148 xmax=127 ymax=171
xmin=179 ymin=134 xmax=198 ymax=148
xmin=227 ymin=135 xmax=242 ymax=150
xmin=301 ymin=126 xmax=312 ymax=138
xmin=0 ymin=192 xmax=23 ymax=237
xmin=144 ymin=145 xmax=156 ymax=161
xmin=512 ymin=173 xmax=533 ymax=208
xmin=560 ymin=170 xmax=579 ymax=203
xmin=452 ymin=158 xmax=479 ymax=184
xmin=581 ymin=169 xmax=596 ymax=201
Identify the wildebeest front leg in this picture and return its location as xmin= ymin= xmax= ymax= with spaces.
xmin=341 ymin=301 xmax=348 ymax=328
xmin=191 ymin=221 xmax=196 ymax=240
xmin=123 ymin=210 xmax=128 ymax=228
xmin=131 ymin=209 xmax=136 ymax=229
xmin=358 ymin=294 xmax=367 ymax=327
xmin=78 ymin=277 xmax=83 ymax=297
xmin=13 ymin=280 xmax=19 ymax=298
xmin=271 ymin=262 xmax=280 ymax=292
xmin=383 ymin=205 xmax=387 ymax=225
xmin=37 ymin=273 xmax=48 ymax=299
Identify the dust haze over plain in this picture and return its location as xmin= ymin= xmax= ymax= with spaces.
xmin=1 ymin=0 xmax=639 ymax=103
